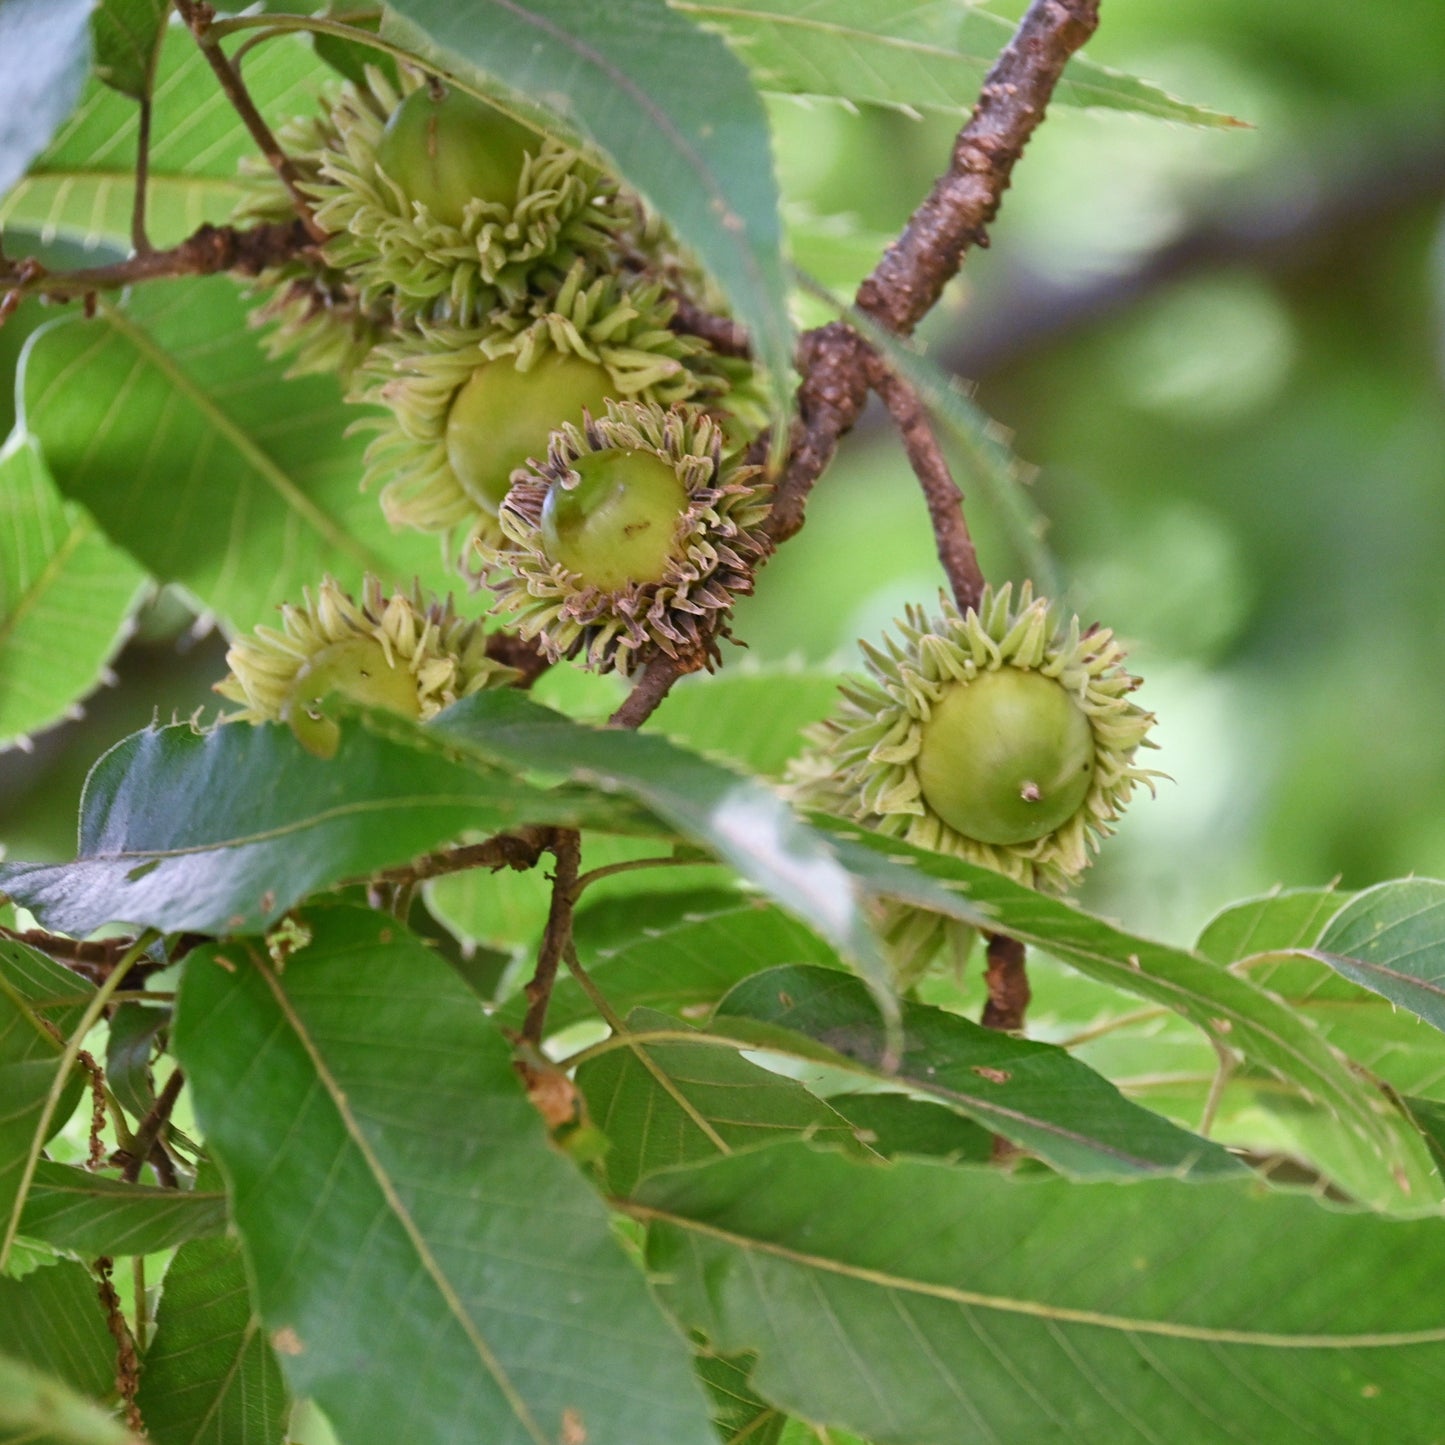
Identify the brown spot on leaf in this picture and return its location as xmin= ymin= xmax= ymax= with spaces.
xmin=972 ymin=1066 xmax=1011 ymax=1084
xmin=271 ymin=1326 xmax=305 ymax=1356
xmin=560 ymin=1406 xmax=587 ymax=1444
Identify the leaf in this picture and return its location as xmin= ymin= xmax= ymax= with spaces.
xmin=1313 ymin=879 xmax=1445 ymax=1035
xmin=173 ymin=905 xmax=717 ymax=1445
xmin=105 ymin=1003 xmax=167 ymax=1122
xmin=576 ymin=1007 xmax=865 ymax=1194
xmin=495 ymin=897 xmax=843 ymax=1038
xmin=0 ymin=437 xmax=147 ymax=750
xmin=0 ymin=0 xmax=93 ymax=200
xmin=0 ymin=713 xmax=633 ymax=937
xmin=821 ymin=823 xmax=1445 ymax=1211
xmin=0 ymin=1351 xmax=140 ymax=1445
xmin=679 ymin=0 xmax=1244 ymax=128
xmin=639 ymin=1143 xmax=1445 ymax=1445
xmin=823 ymin=1092 xmax=992 ymax=1164
xmin=0 ymin=1259 xmax=115 ymax=1402
xmin=0 ymin=30 xmax=323 ymax=248
xmin=1196 ymin=886 xmax=1352 ymax=963
xmin=20 ymin=282 xmax=442 ymax=633
xmin=714 ymin=966 xmax=1243 ymax=1179
xmin=381 ymin=0 xmax=793 ymax=410
xmin=137 ymin=1232 xmax=290 ymax=1445
xmin=20 ymin=1162 xmax=227 ymax=1257
xmin=91 ymin=0 xmax=171 ymax=101
xmin=694 ymin=1349 xmax=785 ymax=1445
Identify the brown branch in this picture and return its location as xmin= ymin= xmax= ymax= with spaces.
xmin=131 ymin=97 xmax=155 ymax=255
xmin=118 ymin=1068 xmax=186 ymax=1186
xmin=667 ymin=292 xmax=752 ymax=358
xmin=484 ymin=630 xmax=555 ymax=688
xmin=519 ymin=830 xmax=582 ymax=1047
xmin=981 ymin=933 xmax=1030 ymax=1032
xmin=0 ymin=219 xmax=317 ymax=316
xmin=95 ymin=1258 xmax=145 ymax=1436
xmin=872 ymin=365 xmax=986 ymax=611
xmin=368 ymin=825 xmax=557 ymax=888
xmin=176 ymin=1 xmax=327 ymax=243
xmin=608 ymin=656 xmax=688 ymax=728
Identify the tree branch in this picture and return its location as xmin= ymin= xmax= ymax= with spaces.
xmin=519 ymin=830 xmax=582 ymax=1048
xmin=981 ymin=933 xmax=1030 ymax=1032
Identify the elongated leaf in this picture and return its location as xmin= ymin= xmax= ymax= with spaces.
xmin=640 ymin=1144 xmax=1445 ymax=1445
xmin=0 ymin=713 xmax=635 ymax=937
xmin=577 ymin=1007 xmax=864 ymax=1193
xmin=822 ymin=823 xmax=1444 ymax=1210
xmin=714 ymin=966 xmax=1242 ymax=1179
xmin=91 ymin=0 xmax=171 ymax=101
xmin=0 ymin=1351 xmax=139 ymax=1445
xmin=21 ymin=283 xmax=441 ymax=632
xmin=137 ymin=1233 xmax=289 ymax=1445
xmin=823 ymin=1091 xmax=992 ymax=1163
xmin=1197 ymin=886 xmax=1351 ymax=963
xmin=0 ymin=31 xmax=322 ymax=248
xmin=0 ymin=437 xmax=147 ymax=750
xmin=680 ymin=0 xmax=1243 ymax=128
xmin=173 ymin=905 xmax=717 ymax=1445
xmin=20 ymin=1162 xmax=226 ymax=1257
xmin=0 ymin=0 xmax=93 ymax=200
xmin=0 ymin=1259 xmax=114 ymax=1401
xmin=496 ymin=898 xmax=843 ymax=1038
xmin=105 ymin=1003 xmax=167 ymax=1122
xmin=694 ymin=1349 xmax=785 ymax=1445
xmin=382 ymin=0 xmax=792 ymax=409
xmin=1314 ymin=879 xmax=1445 ymax=1034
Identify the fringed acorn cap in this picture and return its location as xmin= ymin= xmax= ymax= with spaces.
xmin=790 ymin=583 xmax=1158 ymax=897
xmin=353 ymin=261 xmax=720 ymax=557
xmin=215 ymin=575 xmax=516 ymax=756
xmin=479 ymin=400 xmax=772 ymax=676
xmin=305 ymin=68 xmax=628 ymax=327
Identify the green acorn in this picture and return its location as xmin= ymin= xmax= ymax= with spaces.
xmin=215 ymin=575 xmax=516 ymax=757
xmin=479 ymin=400 xmax=772 ymax=675
xmin=304 ymin=68 xmax=626 ymax=327
xmin=354 ymin=261 xmax=720 ymax=556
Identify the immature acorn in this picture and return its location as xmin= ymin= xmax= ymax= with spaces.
xmin=306 ymin=68 xmax=626 ymax=326
xmin=355 ymin=262 xmax=726 ymax=554
xmin=790 ymin=583 xmax=1158 ymax=895
xmin=215 ymin=575 xmax=516 ymax=757
xmin=479 ymin=399 xmax=772 ymax=675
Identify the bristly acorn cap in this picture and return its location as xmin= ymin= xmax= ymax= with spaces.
xmin=479 ymin=400 xmax=772 ymax=676
xmin=305 ymin=68 xmax=628 ymax=327
xmin=789 ymin=583 xmax=1158 ymax=895
xmin=215 ymin=575 xmax=517 ymax=757
xmin=353 ymin=260 xmax=728 ymax=558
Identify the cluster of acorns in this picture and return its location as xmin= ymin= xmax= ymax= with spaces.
xmin=217 ymin=65 xmax=1157 ymax=971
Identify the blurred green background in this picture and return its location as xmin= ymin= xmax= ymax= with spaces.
xmin=4 ymin=0 xmax=1444 ymax=946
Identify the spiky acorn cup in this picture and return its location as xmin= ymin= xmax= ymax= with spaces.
xmin=306 ymin=68 xmax=628 ymax=327
xmin=789 ymin=583 xmax=1157 ymax=985
xmin=215 ymin=575 xmax=517 ymax=757
xmin=354 ymin=261 xmax=723 ymax=557
xmin=480 ymin=400 xmax=771 ymax=675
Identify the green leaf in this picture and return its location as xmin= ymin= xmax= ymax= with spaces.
xmin=640 ymin=1144 xmax=1445 ymax=1445
xmin=646 ymin=664 xmax=843 ymax=778
xmin=822 ymin=823 xmax=1445 ymax=1211
xmin=0 ymin=714 xmax=630 ymax=937
xmin=21 ymin=283 xmax=441 ymax=633
xmin=0 ymin=437 xmax=147 ymax=750
xmin=576 ymin=1007 xmax=865 ymax=1194
xmin=1197 ymin=886 xmax=1352 ymax=962
xmin=0 ymin=1351 xmax=139 ymax=1445
xmin=0 ymin=31 xmax=323 ymax=248
xmin=495 ymin=897 xmax=843 ymax=1038
xmin=822 ymin=1092 xmax=992 ymax=1164
xmin=381 ymin=0 xmax=793 ymax=410
xmin=679 ymin=0 xmax=1244 ymax=128
xmin=694 ymin=1349 xmax=785 ymax=1445
xmin=137 ymin=1233 xmax=290 ymax=1445
xmin=20 ymin=1162 xmax=226 ymax=1257
xmin=105 ymin=1004 xmax=167 ymax=1122
xmin=714 ymin=966 xmax=1243 ymax=1179
xmin=91 ymin=0 xmax=171 ymax=101
xmin=173 ymin=905 xmax=717 ymax=1445
xmin=1314 ymin=879 xmax=1445 ymax=1034
xmin=0 ymin=1259 xmax=115 ymax=1402
xmin=0 ymin=0 xmax=93 ymax=200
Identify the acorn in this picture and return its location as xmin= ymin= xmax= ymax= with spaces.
xmin=306 ymin=68 xmax=627 ymax=326
xmin=790 ymin=584 xmax=1158 ymax=895
xmin=214 ymin=576 xmax=517 ymax=757
xmin=479 ymin=400 xmax=772 ymax=674
xmin=354 ymin=262 xmax=720 ymax=556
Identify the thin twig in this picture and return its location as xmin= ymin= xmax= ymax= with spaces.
xmin=95 ymin=1257 xmax=145 ymax=1436
xmin=119 ymin=1068 xmax=186 ymax=1186
xmin=980 ymin=933 xmax=1030 ymax=1032
xmin=368 ymin=825 xmax=557 ymax=888
xmin=561 ymin=941 xmax=629 ymax=1036
xmin=608 ymin=657 xmax=688 ymax=728
xmin=873 ymin=365 xmax=986 ymax=611
xmin=176 ymin=0 xmax=328 ymax=243
xmin=519 ymin=831 xmax=582 ymax=1047
xmin=131 ymin=97 xmax=154 ymax=255
xmin=574 ymin=854 xmax=705 ymax=893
